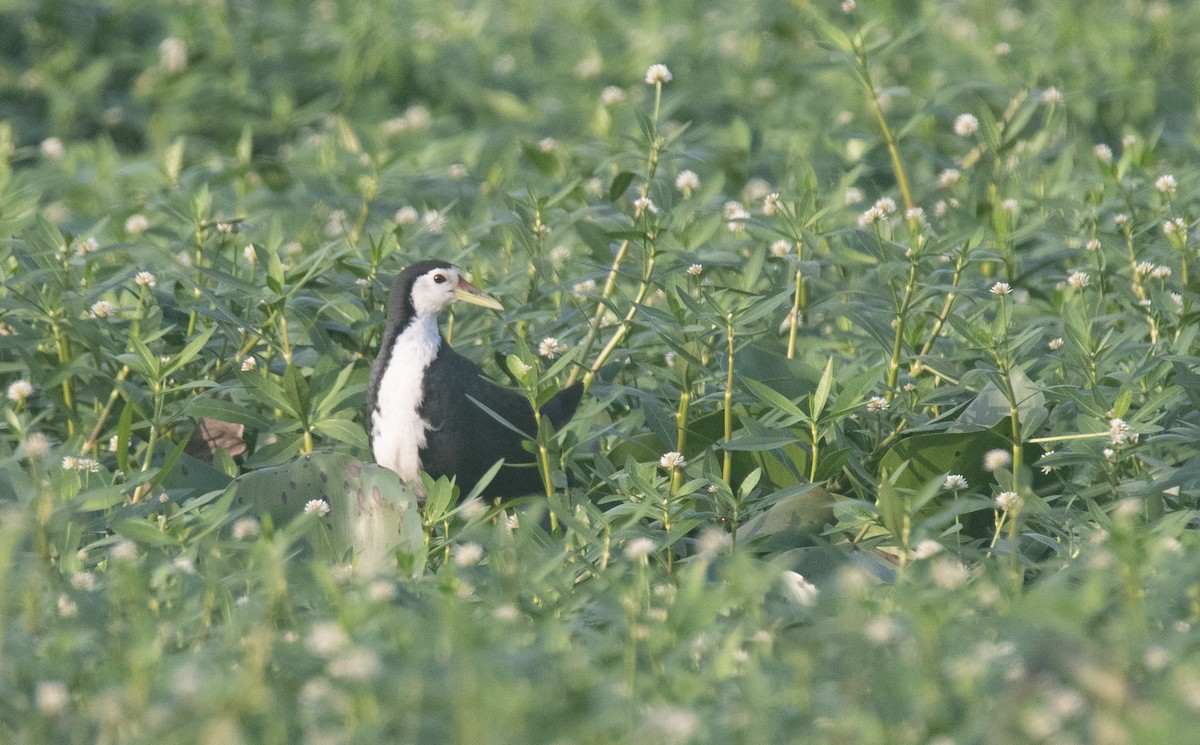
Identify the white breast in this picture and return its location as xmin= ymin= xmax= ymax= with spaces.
xmin=371 ymin=315 xmax=441 ymax=485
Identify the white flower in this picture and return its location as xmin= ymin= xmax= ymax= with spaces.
xmin=943 ymin=474 xmax=969 ymax=491
xmin=36 ymin=681 xmax=69 ymax=716
xmin=1114 ymin=213 xmax=1128 ymax=226
xmin=57 ymin=593 xmax=78 ymax=618
xmin=863 ymin=616 xmax=899 ymax=645
xmin=1163 ymin=217 xmax=1187 ymax=237
xmin=905 ymin=207 xmax=926 ymax=224
xmin=723 ymin=200 xmax=750 ymax=232
xmin=70 ymin=571 xmax=95 ymax=591
xmin=110 ymin=539 xmax=138 ymax=562
xmin=696 ymin=527 xmax=730 ymax=556
xmin=242 ymin=245 xmax=257 ymax=264
xmin=422 ymin=210 xmax=446 ymax=234
xmin=304 ymin=499 xmax=331 ymax=517
xmin=633 ymin=196 xmax=657 ymax=217
xmin=172 ymin=556 xmax=194 ymax=574
xmin=61 ymin=455 xmax=80 ymax=471
xmin=601 ymin=86 xmax=625 ymax=106
xmin=912 ymin=539 xmax=943 ymax=560
xmin=90 ymin=300 xmax=115 ymax=318
xmin=644 ymin=705 xmax=698 ymax=743
xmin=770 ymin=239 xmax=792 ymax=257
xmin=1067 ymin=270 xmax=1089 ymax=288
xmin=624 ymin=536 xmax=656 ymax=560
xmin=874 ymin=197 xmax=897 ymax=214
xmin=134 ymin=271 xmax=156 ymax=288
xmin=572 ymin=279 xmax=596 ymax=296
xmin=19 ymin=432 xmax=50 ymax=459
xmin=328 ymin=647 xmax=380 ymax=681
xmin=781 ymin=570 xmax=819 ymax=606
xmin=77 ymin=458 xmax=100 ymax=473
xmin=1108 ymin=418 xmax=1132 ymax=445
xmin=7 ymin=379 xmax=33 ymax=402
xmin=1000 ymin=198 xmax=1019 ymax=215
xmin=232 ymin=517 xmax=260 ymax=540
xmin=1094 ymin=144 xmax=1114 ymax=163
xmin=1172 ymin=292 xmax=1184 ymax=309
xmin=989 ymin=281 xmax=1012 ymax=296
xmin=158 ymin=37 xmax=188 ymax=73
xmin=448 ymin=163 xmax=468 ymax=180
xmin=1151 ymin=265 xmax=1172 ymax=280
xmin=1156 ymin=174 xmax=1177 ymax=194
xmin=1085 ymin=238 xmax=1101 ymax=252
xmin=843 ymin=186 xmax=864 ymax=205
xmin=686 ymin=263 xmax=703 ymax=276
xmin=674 ymin=170 xmax=700 ymax=194
xmin=1048 ymin=337 xmax=1064 ymax=350
xmin=367 ymin=580 xmax=397 ymax=602
xmin=930 ymin=557 xmax=969 ymax=589
xmin=1041 ymin=86 xmax=1064 ymax=104
xmin=857 ymin=206 xmax=886 ymax=228
xmin=459 ymin=497 xmax=487 ymax=520
xmin=994 ymin=41 xmax=1012 ymax=56
xmin=995 ymin=491 xmax=1022 ymax=511
xmin=453 ymin=542 xmax=484 ymax=567
xmin=841 ymin=0 xmax=857 ymax=11
xmin=124 ymin=213 xmax=149 ymax=234
xmin=538 ymin=137 xmax=557 ymax=153
xmin=659 ymin=451 xmax=687 ymax=470
xmin=395 ymin=206 xmax=419 ymax=225
xmin=645 ymin=63 xmax=672 ymax=84
xmin=762 ymin=192 xmax=782 ymax=216
xmin=40 ymin=137 xmax=65 ymax=160
xmin=538 ymin=337 xmax=568 ymax=359
xmin=937 ymin=169 xmax=961 ymax=188
xmin=240 ymin=356 xmax=257 ymax=372
xmin=306 ymin=621 xmax=349 ymax=657
xmin=76 ymin=236 xmax=99 ymax=255
xmin=953 ymin=113 xmax=980 ymax=137
xmin=983 ymin=448 xmax=1011 ymax=472
xmin=866 ymin=396 xmax=889 ymax=413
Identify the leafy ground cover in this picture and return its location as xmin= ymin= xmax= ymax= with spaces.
xmin=3 ymin=0 xmax=1200 ymax=742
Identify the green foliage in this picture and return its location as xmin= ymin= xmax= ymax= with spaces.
xmin=2 ymin=0 xmax=1200 ymax=742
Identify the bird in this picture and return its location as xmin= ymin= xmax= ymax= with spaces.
xmin=367 ymin=259 xmax=582 ymax=500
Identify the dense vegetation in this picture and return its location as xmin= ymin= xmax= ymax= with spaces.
xmin=3 ymin=0 xmax=1200 ymax=742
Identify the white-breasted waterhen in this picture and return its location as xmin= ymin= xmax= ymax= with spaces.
xmin=367 ymin=259 xmax=582 ymax=499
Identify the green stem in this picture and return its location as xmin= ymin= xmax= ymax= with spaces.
xmin=723 ymin=314 xmax=735 ymax=485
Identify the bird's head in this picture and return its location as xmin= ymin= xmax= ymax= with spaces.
xmin=392 ymin=260 xmax=504 ymax=321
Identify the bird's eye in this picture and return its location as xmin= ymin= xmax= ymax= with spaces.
xmin=433 ymin=274 xmax=446 ymax=284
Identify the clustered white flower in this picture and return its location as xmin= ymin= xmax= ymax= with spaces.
xmin=7 ymin=379 xmax=33 ymax=402
xmin=538 ymin=337 xmax=568 ymax=359
xmin=1048 ymin=337 xmax=1064 ymax=350
xmin=1155 ymin=174 xmax=1177 ymax=194
xmin=723 ymin=200 xmax=750 ymax=231
xmin=995 ymin=491 xmax=1022 ymax=511
xmin=644 ymin=63 xmax=672 ymax=85
xmin=134 ymin=271 xmax=156 ymax=288
xmin=943 ymin=473 xmax=969 ymax=491
xmin=624 ymin=536 xmax=656 ymax=560
xmin=674 ymin=170 xmax=700 ymax=195
xmin=1094 ymin=144 xmax=1114 ymax=163
xmin=990 ymin=281 xmax=1013 ymax=296
xmin=601 ymin=86 xmax=625 ymax=106
xmin=633 ymin=196 xmax=658 ymax=217
xmin=938 ymin=169 xmax=961 ymax=188
xmin=866 ymin=396 xmax=889 ymax=413
xmin=762 ymin=192 xmax=782 ymax=216
xmin=453 ymin=542 xmax=484 ymax=567
xmin=953 ymin=113 xmax=980 ymax=137
xmin=983 ymin=448 xmax=1011 ymax=472
xmin=686 ymin=263 xmax=703 ymax=276
xmin=770 ymin=239 xmax=792 ymax=258
xmin=61 ymin=456 xmax=100 ymax=473
xmin=90 ymin=300 xmax=116 ymax=318
xmin=1066 ymin=270 xmax=1090 ymax=288
xmin=232 ymin=517 xmax=260 ymax=540
xmin=304 ymin=499 xmax=331 ymax=517
xmin=124 ymin=214 xmax=150 ymax=234
xmin=1108 ymin=418 xmax=1133 ymax=446
xmin=659 ymin=451 xmax=687 ymax=470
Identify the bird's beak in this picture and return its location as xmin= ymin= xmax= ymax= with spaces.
xmin=454 ymin=278 xmax=504 ymax=311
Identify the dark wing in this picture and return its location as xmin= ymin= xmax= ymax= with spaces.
xmin=540 ymin=382 xmax=582 ymax=430
xmin=419 ymin=347 xmax=543 ymax=498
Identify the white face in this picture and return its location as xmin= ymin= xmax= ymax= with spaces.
xmin=410 ymin=266 xmax=461 ymax=316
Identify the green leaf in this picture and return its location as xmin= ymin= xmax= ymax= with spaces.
xmin=609 ymin=171 xmax=636 ymax=202
xmin=811 ymin=357 xmax=834 ymax=421
xmin=313 ymin=416 xmax=370 ymax=449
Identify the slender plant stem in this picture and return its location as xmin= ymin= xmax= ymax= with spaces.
xmin=722 ymin=313 xmax=735 ymax=485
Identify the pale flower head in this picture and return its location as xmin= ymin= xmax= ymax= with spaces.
xmin=633 ymin=196 xmax=657 ymax=217
xmin=659 ymin=451 xmax=687 ymax=470
xmin=90 ymin=300 xmax=115 ymax=318
xmin=674 ymin=169 xmax=700 ymax=195
xmin=134 ymin=271 xmax=156 ymax=288
xmin=624 ymin=536 xmax=656 ymax=560
xmin=686 ymin=263 xmax=703 ymax=276
xmin=1155 ymin=174 xmax=1178 ymax=194
xmin=601 ymin=86 xmax=625 ymax=106
xmin=912 ymin=539 xmax=943 ymax=560
xmin=770 ymin=239 xmax=792 ymax=258
xmin=866 ymin=396 xmax=889 ymax=413
xmin=304 ymin=499 xmax=331 ymax=517
xmin=953 ymin=113 xmax=980 ymax=137
xmin=1048 ymin=337 xmax=1064 ymax=350
xmin=395 ymin=206 xmax=419 ymax=225
xmin=1067 ymin=270 xmax=1089 ymax=288
xmin=158 ymin=36 xmax=188 ymax=73
xmin=843 ymin=186 xmax=864 ymax=205
xmin=943 ymin=473 xmax=969 ymax=491
xmin=930 ymin=557 xmax=969 ymax=589
xmin=538 ymin=337 xmax=568 ymax=359
xmin=452 ymin=542 xmax=484 ymax=567
xmin=40 ymin=137 xmax=65 ymax=160
xmin=1094 ymin=144 xmax=1114 ymax=163
xmin=124 ymin=213 xmax=150 ymax=234
xmin=762 ymin=192 xmax=782 ymax=216
xmin=7 ymin=379 xmax=33 ymax=402
xmin=938 ymin=168 xmax=961 ymax=188
xmin=1108 ymin=418 xmax=1132 ymax=445
xmin=983 ymin=448 xmax=1011 ymax=472
xmin=232 ymin=517 xmax=260 ymax=540
xmin=989 ymin=281 xmax=1012 ymax=296
xmin=1041 ymin=86 xmax=1064 ymax=104
xmin=644 ymin=63 xmax=672 ymax=84
xmin=995 ymin=491 xmax=1022 ymax=511
xmin=36 ymin=681 xmax=69 ymax=716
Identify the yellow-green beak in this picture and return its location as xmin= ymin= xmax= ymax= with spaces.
xmin=455 ymin=278 xmax=504 ymax=311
